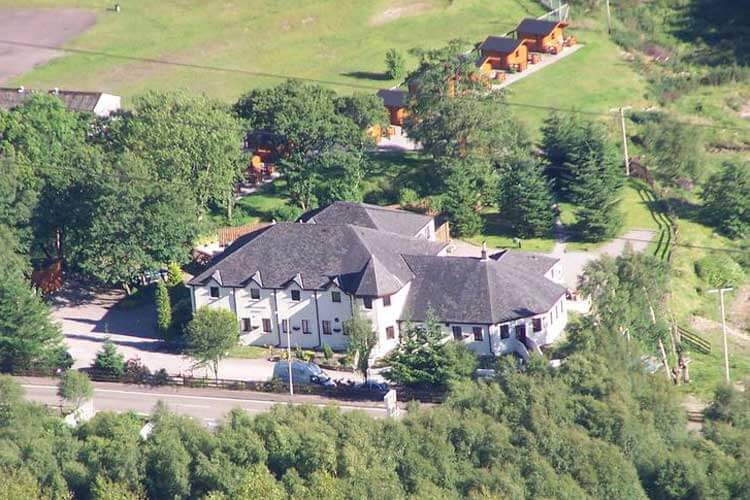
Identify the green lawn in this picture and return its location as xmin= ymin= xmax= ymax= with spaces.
xmin=677 ymin=325 xmax=750 ymax=399
xmin=506 ymin=15 xmax=650 ymax=139
xmin=4 ymin=0 xmax=543 ymax=101
xmin=227 ymin=345 xmax=269 ymax=359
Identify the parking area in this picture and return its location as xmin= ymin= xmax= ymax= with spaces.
xmin=50 ymin=285 xmax=360 ymax=383
xmin=0 ymin=8 xmax=96 ymax=84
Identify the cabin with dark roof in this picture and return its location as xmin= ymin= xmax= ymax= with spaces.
xmin=476 ymin=36 xmax=528 ymax=73
xmin=377 ymin=89 xmax=407 ymax=126
xmin=516 ymin=18 xmax=568 ymax=53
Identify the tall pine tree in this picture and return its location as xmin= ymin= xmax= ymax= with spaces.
xmin=499 ymin=157 xmax=554 ymax=238
xmin=569 ymin=153 xmax=624 ymax=241
xmin=0 ymin=230 xmax=67 ymax=372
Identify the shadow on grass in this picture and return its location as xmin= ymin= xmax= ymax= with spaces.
xmin=341 ymin=71 xmax=391 ymax=81
xmin=665 ymin=196 xmax=709 ymax=227
xmin=479 ymin=212 xmax=555 ymax=249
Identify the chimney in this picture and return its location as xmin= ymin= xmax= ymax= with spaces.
xmin=480 ymin=241 xmax=488 ymax=261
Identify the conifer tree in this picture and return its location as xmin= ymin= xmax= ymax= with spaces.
xmin=500 ymin=157 xmax=554 ymax=238
xmin=155 ymin=280 xmax=172 ymax=339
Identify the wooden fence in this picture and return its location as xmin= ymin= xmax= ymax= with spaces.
xmin=218 ymin=222 xmax=269 ymax=247
xmin=12 ymin=368 xmax=445 ymax=404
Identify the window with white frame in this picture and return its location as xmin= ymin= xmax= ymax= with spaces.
xmin=322 ymin=320 xmax=332 ymax=335
xmin=301 ymin=320 xmax=311 ymax=334
xmin=250 ymin=288 xmax=260 ymax=300
xmin=210 ymin=286 xmax=220 ymax=298
xmin=241 ymin=318 xmax=251 ymax=332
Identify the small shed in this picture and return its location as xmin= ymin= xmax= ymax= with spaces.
xmin=377 ymin=89 xmax=407 ymax=126
xmin=476 ymin=36 xmax=528 ymax=72
xmin=516 ymin=18 xmax=567 ymax=53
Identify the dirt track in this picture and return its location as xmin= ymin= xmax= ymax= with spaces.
xmin=0 ymin=8 xmax=96 ymax=84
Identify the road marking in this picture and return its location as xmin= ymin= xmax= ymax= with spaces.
xmin=21 ymin=384 xmax=387 ymax=413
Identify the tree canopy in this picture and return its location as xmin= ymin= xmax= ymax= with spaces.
xmin=184 ymin=308 xmax=239 ymax=379
xmin=700 ymin=160 xmax=750 ymax=239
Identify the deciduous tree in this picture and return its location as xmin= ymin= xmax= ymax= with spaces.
xmin=57 ymin=370 xmax=93 ymax=408
xmin=184 ymin=308 xmax=239 ymax=379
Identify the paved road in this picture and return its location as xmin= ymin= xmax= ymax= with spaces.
xmin=17 ymin=377 xmax=390 ymax=426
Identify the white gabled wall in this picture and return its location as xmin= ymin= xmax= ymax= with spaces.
xmin=316 ymin=285 xmax=356 ymax=351
xmin=276 ymin=286 xmax=319 ymax=349
xmin=235 ymin=283 xmax=277 ymax=346
xmin=490 ymin=296 xmax=568 ymax=354
xmin=361 ymin=282 xmax=411 ymax=358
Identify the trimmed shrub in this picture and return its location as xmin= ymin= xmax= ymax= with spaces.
xmin=155 ymin=281 xmax=172 ymax=338
xmin=92 ymin=340 xmax=126 ymax=377
xmin=322 ymin=343 xmax=333 ymax=361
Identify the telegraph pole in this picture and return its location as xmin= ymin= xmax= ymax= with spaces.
xmin=708 ymin=287 xmax=733 ymax=384
xmin=287 ymin=327 xmax=294 ymax=396
xmin=610 ymin=106 xmax=632 ymax=176
xmin=605 ymin=0 xmax=612 ymax=34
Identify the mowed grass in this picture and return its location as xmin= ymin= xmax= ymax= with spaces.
xmin=506 ymin=16 xmax=650 ymax=138
xmin=3 ymin=0 xmax=543 ymax=101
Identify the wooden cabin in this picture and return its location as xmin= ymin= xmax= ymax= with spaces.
xmin=476 ymin=36 xmax=528 ymax=73
xmin=516 ymin=18 xmax=567 ymax=53
xmin=377 ymin=89 xmax=407 ymax=126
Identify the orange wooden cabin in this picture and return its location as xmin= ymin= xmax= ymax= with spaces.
xmin=377 ymin=89 xmax=407 ymax=126
xmin=476 ymin=36 xmax=528 ymax=73
xmin=516 ymin=18 xmax=567 ymax=53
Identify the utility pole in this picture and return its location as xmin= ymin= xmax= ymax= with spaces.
xmin=610 ymin=106 xmax=632 ymax=176
xmin=708 ymin=287 xmax=733 ymax=384
xmin=286 ymin=327 xmax=294 ymax=396
xmin=605 ymin=0 xmax=612 ymax=34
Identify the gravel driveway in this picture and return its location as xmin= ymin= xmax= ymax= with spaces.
xmin=0 ymin=8 xmax=96 ymax=84
xmin=50 ymin=286 xmax=359 ymax=383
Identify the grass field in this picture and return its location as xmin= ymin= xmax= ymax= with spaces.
xmin=3 ymin=0 xmax=544 ymax=101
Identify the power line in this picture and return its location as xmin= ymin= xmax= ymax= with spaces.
xmin=503 ymin=100 xmax=750 ymax=133
xmin=0 ymin=39 xmax=382 ymax=91
xmin=1 ymin=39 xmax=748 ymax=134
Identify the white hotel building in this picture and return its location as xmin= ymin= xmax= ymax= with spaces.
xmin=188 ymin=202 xmax=567 ymax=359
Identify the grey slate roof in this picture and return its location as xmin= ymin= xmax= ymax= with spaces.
xmin=300 ymin=201 xmax=433 ymax=238
xmin=188 ymin=223 xmax=446 ymax=296
xmin=0 ymin=87 xmax=103 ymax=113
xmin=479 ymin=36 xmax=524 ymax=54
xmin=377 ymin=89 xmax=406 ymax=108
xmin=516 ymin=18 xmax=561 ymax=36
xmin=401 ymin=255 xmax=565 ymax=324
xmin=491 ymin=250 xmax=558 ymax=275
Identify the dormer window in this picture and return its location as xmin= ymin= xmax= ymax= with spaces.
xmin=210 ymin=287 xmax=220 ymax=298
xmin=363 ymin=297 xmax=373 ymax=309
xmin=331 ymin=291 xmax=341 ymax=303
xmin=250 ymin=288 xmax=260 ymax=300
xmin=291 ymin=290 xmax=301 ymax=301
xmin=383 ymin=295 xmax=391 ymax=307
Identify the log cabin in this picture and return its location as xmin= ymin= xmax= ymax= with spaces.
xmin=377 ymin=89 xmax=407 ymax=126
xmin=516 ymin=18 xmax=567 ymax=53
xmin=476 ymin=36 xmax=528 ymax=73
